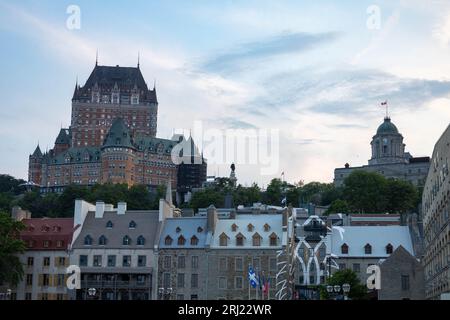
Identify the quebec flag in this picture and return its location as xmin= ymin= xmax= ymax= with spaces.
xmin=248 ymin=267 xmax=259 ymax=288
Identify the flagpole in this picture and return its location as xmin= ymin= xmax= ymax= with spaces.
xmin=248 ymin=264 xmax=251 ymax=300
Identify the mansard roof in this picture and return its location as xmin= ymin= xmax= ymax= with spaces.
xmin=73 ymin=64 xmax=157 ymax=104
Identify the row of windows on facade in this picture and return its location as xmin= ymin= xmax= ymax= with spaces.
xmin=423 ymin=158 xmax=449 ymax=212
xmin=84 ymin=234 xmax=145 ymax=246
xmin=25 ymin=273 xmax=67 ymax=287
xmin=91 ymin=92 xmax=140 ymax=105
xmin=218 ymin=233 xmax=278 ymax=247
xmin=22 ymin=293 xmax=67 ymax=301
xmin=27 ymin=225 xmax=62 ymax=233
xmin=26 ymin=256 xmax=67 ymax=267
xmin=78 ymin=254 xmax=147 ymax=267
xmin=340 ymin=243 xmax=394 ymax=254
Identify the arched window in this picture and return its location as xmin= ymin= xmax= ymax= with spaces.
xmin=264 ymin=223 xmax=271 ymax=232
xmin=231 ymin=224 xmax=238 ymax=232
xmin=178 ymin=235 xmax=186 ymax=246
xmin=197 ymin=227 xmax=203 ymax=233
xmin=176 ymin=227 xmax=181 ymax=233
xmin=129 ymin=221 xmax=136 ymax=229
xmin=106 ymin=221 xmax=113 ymax=229
xmin=123 ymin=235 xmax=131 ymax=246
xmin=365 ymin=243 xmax=372 ymax=254
xmin=341 ymin=243 xmax=349 ymax=254
xmin=191 ymin=236 xmax=199 ymax=246
xmin=165 ymin=236 xmax=173 ymax=246
xmin=386 ymin=243 xmax=393 ymax=254
xmin=84 ymin=235 xmax=93 ymax=245
xmin=137 ymin=235 xmax=145 ymax=246
xmin=247 ymin=224 xmax=254 ymax=232
xmin=98 ymin=235 xmax=107 ymax=246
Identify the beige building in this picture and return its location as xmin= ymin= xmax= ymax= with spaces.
xmin=422 ymin=124 xmax=450 ymax=300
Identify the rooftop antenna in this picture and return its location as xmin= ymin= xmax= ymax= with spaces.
xmin=95 ymin=49 xmax=98 ymax=66
xmin=137 ymin=51 xmax=140 ymax=68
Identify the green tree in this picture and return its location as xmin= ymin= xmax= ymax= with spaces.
xmin=0 ymin=211 xmax=26 ymax=286
xmin=320 ymin=269 xmax=367 ymax=300
xmin=326 ymin=199 xmax=350 ymax=214
xmin=0 ymin=174 xmax=26 ymax=194
xmin=57 ymin=185 xmax=89 ymax=217
xmin=189 ymin=189 xmax=224 ymax=212
xmin=233 ymin=183 xmax=261 ymax=207
xmin=127 ymin=185 xmax=153 ymax=210
xmin=385 ymin=179 xmax=419 ymax=214
xmin=343 ymin=171 xmax=388 ymax=213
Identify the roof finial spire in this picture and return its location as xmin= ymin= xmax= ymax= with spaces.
xmin=137 ymin=51 xmax=140 ymax=68
xmin=95 ymin=49 xmax=98 ymax=66
xmin=153 ymin=78 xmax=156 ymax=90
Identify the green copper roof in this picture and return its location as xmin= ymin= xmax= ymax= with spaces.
xmin=376 ymin=117 xmax=399 ymax=135
xmin=55 ymin=128 xmax=71 ymax=145
xmin=102 ymin=118 xmax=135 ymax=149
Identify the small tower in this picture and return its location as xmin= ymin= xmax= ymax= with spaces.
xmin=28 ymin=144 xmax=43 ymax=185
xmin=53 ymin=129 xmax=71 ymax=155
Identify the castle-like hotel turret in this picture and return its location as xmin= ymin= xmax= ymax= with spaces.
xmin=334 ymin=117 xmax=430 ymax=187
xmin=28 ymin=62 xmax=206 ymax=194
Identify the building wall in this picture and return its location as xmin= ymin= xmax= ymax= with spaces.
xmin=15 ymin=251 xmax=70 ymax=300
xmin=206 ymin=249 xmax=278 ymax=300
xmin=157 ymin=249 xmax=208 ymax=300
xmin=422 ymin=124 xmax=450 ymax=299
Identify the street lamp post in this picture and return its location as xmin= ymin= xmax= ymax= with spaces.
xmin=87 ymin=287 xmax=97 ymax=300
xmin=326 ymin=284 xmax=350 ymax=300
xmin=342 ymin=283 xmax=351 ymax=300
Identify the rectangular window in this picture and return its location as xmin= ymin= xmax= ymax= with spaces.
xmin=163 ymin=273 xmax=170 ymax=288
xmin=353 ymin=263 xmax=360 ymax=273
xmin=177 ymin=273 xmax=185 ymax=288
xmin=235 ymin=277 xmax=243 ymax=289
xmin=138 ymin=255 xmax=147 ymax=267
xmin=191 ymin=274 xmax=198 ymax=288
xmin=191 ymin=256 xmax=199 ymax=269
xmin=79 ymin=255 xmax=88 ymax=267
xmin=253 ymin=258 xmax=260 ymax=271
xmin=137 ymin=275 xmax=146 ymax=285
xmin=401 ymin=275 xmax=410 ymax=291
xmin=270 ymin=258 xmax=277 ymax=271
xmin=309 ymin=276 xmax=315 ymax=284
xmin=178 ymin=256 xmax=186 ymax=269
xmin=191 ymin=294 xmax=198 ymax=300
xmin=177 ymin=294 xmax=184 ymax=300
xmin=235 ymin=257 xmax=243 ymax=271
xmin=107 ymin=255 xmax=116 ymax=267
xmin=27 ymin=257 xmax=34 ymax=266
xmin=43 ymin=274 xmax=50 ymax=286
xmin=41 ymin=293 xmax=49 ymax=300
xmin=43 ymin=257 xmax=50 ymax=267
xmin=25 ymin=293 xmax=32 ymax=300
xmin=26 ymin=274 xmax=33 ymax=286
xmin=219 ymin=257 xmax=227 ymax=271
xmin=58 ymin=257 xmax=66 ymax=266
xmin=56 ymin=294 xmax=64 ymax=301
xmin=57 ymin=274 xmax=65 ymax=287
xmin=339 ymin=263 xmax=347 ymax=270
xmin=93 ymin=255 xmax=102 ymax=267
xmin=218 ymin=277 xmax=227 ymax=289
xmin=122 ymin=255 xmax=131 ymax=267
xmin=164 ymin=256 xmax=171 ymax=269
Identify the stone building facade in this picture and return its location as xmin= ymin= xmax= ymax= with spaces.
xmin=334 ymin=117 xmax=430 ymax=187
xmin=28 ymin=63 xmax=206 ymax=194
xmin=379 ymin=246 xmax=425 ymax=300
xmin=11 ymin=208 xmax=75 ymax=300
xmin=422 ymin=124 xmax=450 ymax=300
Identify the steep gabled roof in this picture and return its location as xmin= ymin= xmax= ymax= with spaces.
xmin=55 ymin=129 xmax=71 ymax=145
xmin=31 ymin=145 xmax=43 ymax=157
xmin=102 ymin=118 xmax=135 ymax=149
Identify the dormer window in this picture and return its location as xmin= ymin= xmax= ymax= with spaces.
xmin=123 ymin=235 xmax=131 ymax=246
xmin=99 ymin=235 xmax=107 ymax=246
xmin=84 ymin=235 xmax=93 ymax=246
xmin=236 ymin=233 xmax=245 ymax=246
xmin=131 ymin=94 xmax=139 ymax=105
xmin=247 ymin=224 xmax=254 ymax=232
xmin=219 ymin=233 xmax=229 ymax=246
xmin=165 ymin=236 xmax=173 ymax=246
xmin=341 ymin=243 xmax=349 ymax=254
xmin=92 ymin=92 xmax=100 ymax=103
xmin=106 ymin=221 xmax=113 ymax=229
xmin=264 ymin=223 xmax=270 ymax=232
xmin=364 ymin=243 xmax=372 ymax=255
xmin=176 ymin=227 xmax=181 ymax=233
xmin=137 ymin=235 xmax=145 ymax=246
xmin=41 ymin=225 xmax=50 ymax=232
xmin=252 ymin=233 xmax=262 ymax=246
xmin=191 ymin=236 xmax=199 ymax=246
xmin=129 ymin=221 xmax=136 ymax=229
xmin=197 ymin=227 xmax=203 ymax=233
xmin=386 ymin=243 xmax=393 ymax=254
xmin=231 ymin=224 xmax=238 ymax=232
xmin=178 ymin=236 xmax=186 ymax=246
xmin=269 ymin=232 xmax=278 ymax=246
xmin=52 ymin=226 xmax=61 ymax=232
xmin=111 ymin=92 xmax=120 ymax=104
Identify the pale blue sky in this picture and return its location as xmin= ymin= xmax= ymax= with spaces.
xmin=1 ymin=0 xmax=450 ymax=186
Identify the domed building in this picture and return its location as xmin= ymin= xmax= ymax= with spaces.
xmin=334 ymin=117 xmax=430 ymax=187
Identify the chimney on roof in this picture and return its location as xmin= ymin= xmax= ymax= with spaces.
xmin=206 ymin=205 xmax=218 ymax=233
xmin=11 ymin=206 xmax=31 ymax=221
xmin=95 ymin=201 xmax=105 ymax=218
xmin=117 ymin=202 xmax=127 ymax=215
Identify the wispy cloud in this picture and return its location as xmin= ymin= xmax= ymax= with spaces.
xmin=200 ymin=31 xmax=340 ymax=74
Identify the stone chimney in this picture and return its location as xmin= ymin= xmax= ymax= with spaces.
xmin=11 ymin=206 xmax=31 ymax=221
xmin=117 ymin=202 xmax=127 ymax=215
xmin=206 ymin=205 xmax=218 ymax=233
xmin=95 ymin=201 xmax=105 ymax=218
